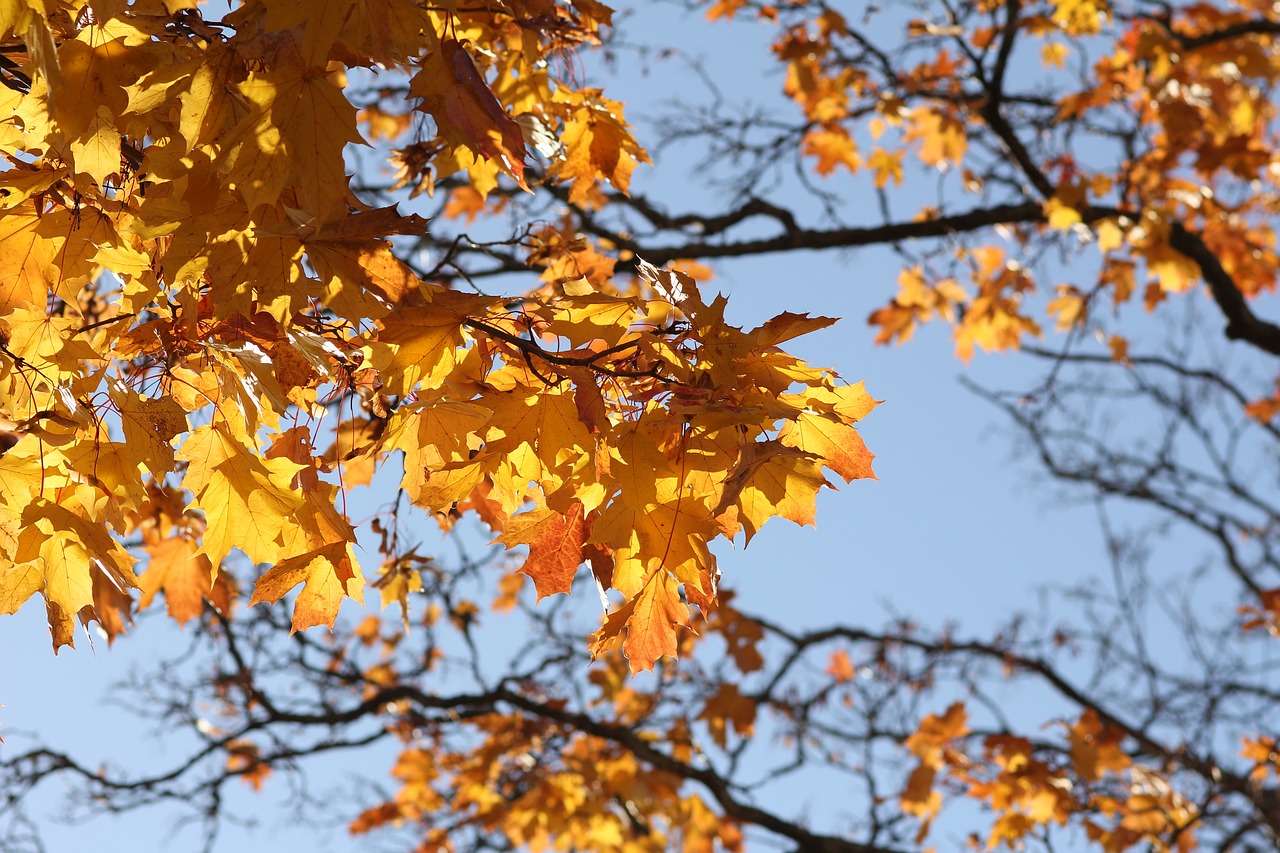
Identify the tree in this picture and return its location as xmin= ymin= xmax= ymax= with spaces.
xmin=1 ymin=0 xmax=1279 ymax=851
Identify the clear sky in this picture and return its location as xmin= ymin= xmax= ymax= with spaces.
xmin=0 ymin=4 xmax=1207 ymax=852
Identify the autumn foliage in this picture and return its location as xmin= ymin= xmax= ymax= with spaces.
xmin=3 ymin=0 xmax=1280 ymax=852
xmin=0 ymin=0 xmax=875 ymax=671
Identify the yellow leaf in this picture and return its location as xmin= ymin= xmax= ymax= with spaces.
xmin=368 ymin=291 xmax=494 ymax=396
xmin=906 ymin=108 xmax=966 ymax=167
xmin=370 ymin=558 xmax=423 ymax=632
xmin=15 ymin=496 xmax=138 ymax=651
xmin=778 ymin=411 xmax=877 ymax=483
xmin=68 ymin=103 xmax=121 ymax=185
xmin=591 ymin=496 xmax=717 ymax=599
xmin=0 ymin=561 xmax=42 ymax=617
xmin=713 ymin=440 xmax=831 ymax=543
xmin=177 ymin=425 xmax=307 ymax=569
xmin=250 ymin=541 xmax=365 ymax=632
xmin=1051 ymin=0 xmax=1110 ymax=34
xmin=109 ymin=381 xmax=188 ymax=474
xmin=1047 ymin=285 xmax=1087 ymax=331
xmin=867 ymin=146 xmax=904 ymax=188
xmin=1041 ymin=42 xmax=1069 ymax=69
xmin=1096 ymin=219 xmax=1124 ymax=252
xmin=228 ymin=63 xmax=364 ymax=212
xmin=1043 ymin=196 xmax=1083 ymax=231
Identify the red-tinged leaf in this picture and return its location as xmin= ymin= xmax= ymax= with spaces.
xmin=779 ymin=411 xmax=876 ymax=483
xmin=495 ymin=500 xmax=587 ymax=600
xmin=583 ymin=541 xmax=614 ymax=591
xmin=567 ymin=366 xmax=608 ymax=434
xmin=308 ymin=206 xmax=432 ymax=241
xmin=412 ymin=38 xmax=527 ymax=186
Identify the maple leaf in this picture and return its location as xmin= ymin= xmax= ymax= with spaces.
xmin=2 ymin=5 xmax=1275 ymax=852
xmin=705 ymin=0 xmax=747 ymax=19
xmin=495 ymin=500 xmax=588 ymax=600
xmin=482 ymin=383 xmax=596 ymax=500
xmin=225 ymin=740 xmax=272 ymax=792
xmin=411 ymin=37 xmax=528 ymax=187
xmin=225 ymin=62 xmax=365 ymax=213
xmin=367 ymin=290 xmax=495 ymax=396
xmin=250 ymin=541 xmax=365 ymax=633
xmin=14 ymin=497 xmax=138 ymax=650
xmin=138 ymin=535 xmax=223 ymax=627
xmin=539 ymin=293 xmax=641 ymax=348
xmin=90 ymin=560 xmax=135 ymax=644
xmin=1241 ymin=736 xmax=1280 ymax=783
xmin=385 ymin=398 xmax=492 ymax=491
xmin=592 ymin=570 xmax=688 ymax=673
xmin=906 ymin=702 xmax=970 ymax=761
xmin=410 ymin=456 xmax=493 ymax=514
xmin=905 ymin=107 xmax=967 ymax=167
xmin=591 ymin=496 xmax=718 ymax=599
xmin=900 ymin=763 xmax=943 ymax=829
xmin=779 ymin=411 xmax=876 ymax=483
xmin=1068 ymin=709 xmax=1131 ymax=782
xmin=1043 ymin=195 xmax=1084 ymax=231
xmin=698 ymin=683 xmax=757 ymax=748
xmin=1052 ymin=0 xmax=1111 ymax=34
xmin=826 ymin=648 xmax=856 ymax=682
xmin=803 ymin=126 xmax=860 ymax=175
xmin=1047 ymin=285 xmax=1087 ymax=331
xmin=109 ymin=381 xmax=188 ymax=474
xmin=0 ymin=201 xmax=61 ymax=314
xmin=748 ymin=311 xmax=839 ymax=347
xmin=555 ymin=89 xmax=650 ymax=204
xmin=177 ymin=425 xmax=307 ymax=570
xmin=371 ymin=556 xmax=425 ymax=633
xmin=0 ymin=562 xmax=42 ymax=619
xmin=713 ymin=440 xmax=832 ymax=544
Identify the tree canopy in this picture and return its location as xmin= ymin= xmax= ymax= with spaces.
xmin=2 ymin=1 xmax=1279 ymax=852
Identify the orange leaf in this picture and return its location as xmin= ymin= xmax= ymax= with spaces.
xmin=698 ymin=683 xmax=757 ymax=747
xmin=556 ymin=89 xmax=649 ymax=204
xmin=495 ymin=500 xmax=588 ymax=600
xmin=826 ymin=648 xmax=856 ymax=682
xmin=802 ymin=126 xmax=860 ymax=175
xmin=139 ymin=534 xmax=218 ymax=627
xmin=623 ymin=571 xmax=687 ymax=673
